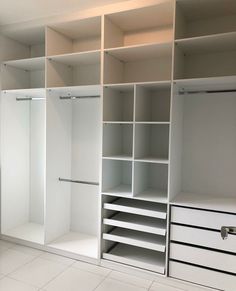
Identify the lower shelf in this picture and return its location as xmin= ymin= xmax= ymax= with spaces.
xmin=134 ymin=188 xmax=168 ymax=204
xmin=102 ymin=184 xmax=132 ymax=197
xmin=103 ymin=243 xmax=166 ymax=274
xmin=3 ymin=222 xmax=44 ymax=244
xmin=48 ymin=232 xmax=98 ymax=258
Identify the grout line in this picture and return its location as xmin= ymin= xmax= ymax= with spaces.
xmin=92 ymin=269 xmax=113 ymax=291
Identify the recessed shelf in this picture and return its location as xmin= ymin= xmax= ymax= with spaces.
xmin=48 ymin=232 xmax=98 ymax=258
xmin=103 ymin=243 xmax=166 ymax=274
xmin=134 ymin=124 xmax=169 ymax=161
xmin=47 ymin=16 xmax=101 ymax=55
xmin=103 ymin=228 xmax=166 ymax=252
xmin=134 ymin=162 xmax=168 ymax=203
xmin=104 ymin=213 xmax=166 ymax=236
xmin=103 ymin=198 xmax=167 ymax=219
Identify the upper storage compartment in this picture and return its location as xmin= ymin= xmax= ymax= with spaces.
xmin=175 ymin=0 xmax=236 ymax=39
xmin=46 ymin=16 xmax=101 ymax=56
xmin=104 ymin=2 xmax=174 ymax=49
xmin=0 ymin=26 xmax=45 ymax=61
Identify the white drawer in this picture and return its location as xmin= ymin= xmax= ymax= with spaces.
xmin=171 ymin=224 xmax=236 ymax=253
xmin=169 ymin=261 xmax=236 ymax=291
xmin=171 ymin=206 xmax=236 ymax=230
xmin=170 ymin=242 xmax=236 ymax=274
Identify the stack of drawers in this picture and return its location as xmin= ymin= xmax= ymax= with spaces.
xmin=169 ymin=206 xmax=236 ymax=290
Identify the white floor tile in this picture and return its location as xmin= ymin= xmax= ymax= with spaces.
xmin=73 ymin=260 xmax=111 ymax=276
xmin=0 ymin=277 xmax=38 ymax=291
xmin=11 ymin=244 xmax=43 ymax=257
xmin=43 ymin=266 xmax=104 ymax=291
xmin=9 ymin=257 xmax=68 ymax=288
xmin=0 ymin=249 xmax=34 ymax=275
xmin=108 ymin=270 xmax=152 ymax=288
xmin=40 ymin=252 xmax=75 ymax=266
xmin=150 ymin=282 xmax=186 ymax=291
xmin=0 ymin=240 xmax=14 ymax=252
xmin=94 ymin=278 xmax=147 ymax=291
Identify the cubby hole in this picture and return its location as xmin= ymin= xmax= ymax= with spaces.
xmin=47 ymin=51 xmax=100 ymax=87
xmin=103 ymin=85 xmax=134 ymax=122
xmin=135 ymin=124 xmax=169 ymax=163
xmin=103 ymin=124 xmax=133 ymax=160
xmin=175 ymin=0 xmax=236 ymax=39
xmin=104 ymin=44 xmax=172 ymax=84
xmin=133 ymin=162 xmax=168 ymax=203
xmin=47 ymin=16 xmax=101 ymax=56
xmin=104 ymin=2 xmax=173 ymax=49
xmin=135 ymin=83 xmax=171 ymax=122
xmin=102 ymin=160 xmax=132 ymax=197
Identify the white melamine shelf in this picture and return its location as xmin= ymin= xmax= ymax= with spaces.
xmin=102 ymin=155 xmax=133 ymax=161
xmin=3 ymin=57 xmax=45 ymax=71
xmin=48 ymin=232 xmax=98 ymax=258
xmin=135 ymin=157 xmax=169 ymax=164
xmin=135 ymin=189 xmax=168 ymax=204
xmin=102 ymin=185 xmax=132 ymax=197
xmin=3 ymin=223 xmax=44 ymax=244
xmin=2 ymin=88 xmax=46 ymax=98
xmin=104 ymin=198 xmax=167 ymax=219
xmin=48 ymin=50 xmax=100 ymax=66
xmin=175 ymin=32 xmax=236 ymax=54
xmin=104 ymin=81 xmax=171 ymax=88
xmin=135 ymin=122 xmax=170 ymax=125
xmin=171 ymin=192 xmax=236 ymax=214
xmin=103 ymin=121 xmax=133 ymax=124
xmin=103 ymin=228 xmax=166 ymax=252
xmin=103 ymin=244 xmax=165 ymax=274
xmin=105 ymin=42 xmax=172 ymax=62
xmin=104 ymin=213 xmax=166 ymax=236
xmin=47 ymin=85 xmax=101 ymax=96
xmin=174 ymin=76 xmax=236 ymax=92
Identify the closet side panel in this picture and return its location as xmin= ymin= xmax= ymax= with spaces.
xmin=1 ymin=94 xmax=30 ymax=232
xmin=45 ymin=92 xmax=71 ymax=243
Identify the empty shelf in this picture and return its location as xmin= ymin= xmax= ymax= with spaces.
xmin=3 ymin=223 xmax=44 ymax=244
xmin=102 ymin=155 xmax=133 ymax=161
xmin=102 ymin=184 xmax=132 ymax=197
xmin=104 ymin=198 xmax=167 ymax=219
xmin=135 ymin=157 xmax=169 ymax=164
xmin=47 ymin=85 xmax=101 ymax=96
xmin=103 ymin=243 xmax=166 ymax=274
xmin=3 ymin=57 xmax=45 ymax=71
xmin=104 ymin=213 xmax=166 ymax=235
xmin=2 ymin=88 xmax=46 ymax=98
xmin=135 ymin=189 xmax=168 ymax=204
xmin=103 ymin=228 xmax=166 ymax=252
xmin=48 ymin=232 xmax=98 ymax=258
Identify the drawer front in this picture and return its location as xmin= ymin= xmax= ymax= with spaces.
xmin=170 ymin=242 xmax=236 ymax=274
xmin=169 ymin=261 xmax=236 ymax=291
xmin=171 ymin=206 xmax=236 ymax=230
xmin=171 ymin=224 xmax=236 ymax=253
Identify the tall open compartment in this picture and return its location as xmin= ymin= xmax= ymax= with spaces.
xmin=45 ymin=86 xmax=101 ymax=258
xmin=1 ymin=90 xmax=46 ymax=244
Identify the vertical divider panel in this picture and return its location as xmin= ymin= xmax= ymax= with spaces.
xmin=131 ymin=84 xmax=137 ymax=197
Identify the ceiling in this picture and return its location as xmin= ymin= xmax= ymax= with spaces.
xmin=0 ymin=0 xmax=129 ymax=26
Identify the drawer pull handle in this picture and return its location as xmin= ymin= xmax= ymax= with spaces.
xmin=221 ymin=226 xmax=236 ymax=240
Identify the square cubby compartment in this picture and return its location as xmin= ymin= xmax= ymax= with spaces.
xmin=103 ymin=123 xmax=133 ymax=160
xmin=102 ymin=160 xmax=132 ymax=197
xmin=135 ymin=83 xmax=171 ymax=122
xmin=103 ymin=85 xmax=134 ymax=122
xmin=134 ymin=162 xmax=168 ymax=203
xmin=135 ymin=124 xmax=169 ymax=163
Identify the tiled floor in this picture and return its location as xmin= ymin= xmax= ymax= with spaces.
xmin=0 ymin=240 xmax=207 ymax=291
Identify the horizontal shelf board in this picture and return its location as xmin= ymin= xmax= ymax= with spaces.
xmin=134 ymin=189 xmax=168 ymax=204
xmin=48 ymin=232 xmax=98 ymax=258
xmin=105 ymin=42 xmax=172 ymax=62
xmin=135 ymin=121 xmax=170 ymax=125
xmin=103 ymin=228 xmax=166 ymax=252
xmin=170 ymin=192 xmax=236 ymax=213
xmin=2 ymin=88 xmax=46 ymax=98
xmin=47 ymin=85 xmax=101 ymax=96
xmin=103 ymin=213 xmax=166 ymax=236
xmin=175 ymin=31 xmax=236 ymax=54
xmin=48 ymin=50 xmax=100 ymax=66
xmin=102 ymin=184 xmax=132 ymax=197
xmin=104 ymin=198 xmax=167 ymax=219
xmin=103 ymin=243 xmax=165 ymax=274
xmin=135 ymin=157 xmax=169 ymax=164
xmin=174 ymin=76 xmax=236 ymax=92
xmin=103 ymin=83 xmax=134 ymax=91
xmin=3 ymin=57 xmax=45 ymax=71
xmin=103 ymin=155 xmax=133 ymax=161
xmin=3 ymin=223 xmax=44 ymax=244
xmin=103 ymin=121 xmax=133 ymax=124
xmin=104 ymin=80 xmax=171 ymax=87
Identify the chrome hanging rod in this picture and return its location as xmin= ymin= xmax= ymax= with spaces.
xmin=179 ymin=89 xmax=236 ymax=95
xmin=59 ymin=95 xmax=100 ymax=100
xmin=16 ymin=97 xmax=45 ymax=101
xmin=59 ymin=177 xmax=99 ymax=186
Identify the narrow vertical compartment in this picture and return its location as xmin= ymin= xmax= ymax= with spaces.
xmin=1 ymin=90 xmax=46 ymax=244
xmin=45 ymin=87 xmax=101 ymax=258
